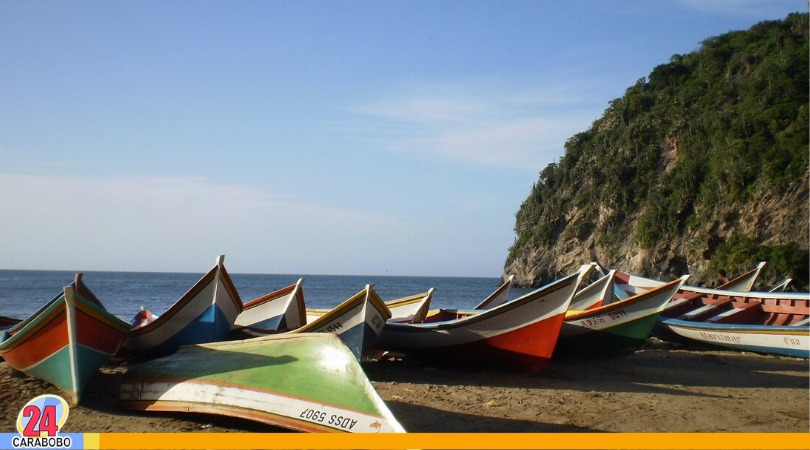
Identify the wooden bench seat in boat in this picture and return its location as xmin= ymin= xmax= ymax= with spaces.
xmin=705 ymin=301 xmax=761 ymax=324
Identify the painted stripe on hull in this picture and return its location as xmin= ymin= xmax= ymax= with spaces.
xmin=19 ymin=340 xmax=114 ymax=399
xmin=128 ymin=305 xmax=231 ymax=357
xmin=661 ymin=319 xmax=809 ymax=358
xmin=75 ymin=308 xmax=127 ymax=355
xmin=394 ymin=312 xmax=566 ymax=373
xmin=0 ymin=283 xmax=128 ymax=403
xmin=0 ymin=308 xmax=67 ymax=368
xmin=24 ymin=346 xmax=74 ymax=394
xmin=121 ymin=381 xmax=400 ymax=433
xmin=555 ymin=314 xmax=662 ymax=357
xmin=126 ymin=261 xmax=242 ymax=356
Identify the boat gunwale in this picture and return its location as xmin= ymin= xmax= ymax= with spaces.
xmin=660 ymin=317 xmax=810 ymax=334
xmin=120 ymin=376 xmax=390 ymax=420
xmin=385 ymin=272 xmax=578 ymax=332
xmin=241 ymin=283 xmax=297 ymax=310
xmin=565 ymin=277 xmax=684 ymax=321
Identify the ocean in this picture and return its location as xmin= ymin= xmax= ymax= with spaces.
xmin=0 ymin=269 xmax=531 ymax=321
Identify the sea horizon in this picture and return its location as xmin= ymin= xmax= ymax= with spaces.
xmin=0 ymin=269 xmax=521 ymax=322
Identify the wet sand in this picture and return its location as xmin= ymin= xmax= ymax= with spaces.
xmin=1 ymin=342 xmax=807 ymax=433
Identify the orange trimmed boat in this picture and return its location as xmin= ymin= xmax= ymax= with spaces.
xmin=0 ymin=274 xmax=131 ymax=404
xmin=233 ymin=279 xmax=306 ymax=335
xmin=473 ymin=275 xmax=514 ymax=310
xmin=373 ymin=267 xmax=588 ymax=373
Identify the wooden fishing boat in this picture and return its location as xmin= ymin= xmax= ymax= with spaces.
xmin=293 ymin=285 xmax=391 ymax=360
xmin=554 ymin=276 xmax=688 ymax=357
xmin=603 ymin=262 xmax=766 ymax=301
xmin=124 ymin=255 xmax=242 ymax=357
xmin=769 ymin=277 xmax=793 ymax=292
xmin=473 ymin=275 xmax=515 ymax=309
xmin=130 ymin=307 xmax=159 ymax=328
xmin=233 ymin=279 xmax=306 ymax=335
xmin=383 ymin=288 xmax=434 ymax=323
xmin=309 ymin=288 xmax=433 ymax=324
xmin=656 ymin=287 xmax=809 ymax=358
xmin=373 ymin=267 xmax=588 ymax=373
xmin=567 ymin=269 xmax=616 ymax=311
xmin=119 ymin=333 xmax=406 ymax=433
xmin=483 ymin=264 xmax=597 ymax=311
xmin=0 ymin=274 xmax=131 ymax=404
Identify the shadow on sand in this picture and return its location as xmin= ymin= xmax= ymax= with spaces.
xmin=363 ymin=347 xmax=809 ymax=399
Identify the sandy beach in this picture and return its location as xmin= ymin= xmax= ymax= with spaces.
xmin=1 ymin=339 xmax=807 ymax=434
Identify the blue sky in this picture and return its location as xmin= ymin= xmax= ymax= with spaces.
xmin=0 ymin=0 xmax=805 ymax=276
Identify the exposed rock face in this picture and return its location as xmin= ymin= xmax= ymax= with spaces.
xmin=504 ymin=171 xmax=809 ymax=287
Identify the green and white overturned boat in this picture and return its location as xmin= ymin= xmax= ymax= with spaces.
xmin=119 ymin=333 xmax=405 ymax=433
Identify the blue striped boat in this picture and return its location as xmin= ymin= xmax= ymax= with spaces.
xmin=123 ymin=255 xmax=242 ymax=357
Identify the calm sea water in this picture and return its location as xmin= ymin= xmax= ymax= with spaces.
xmin=0 ymin=270 xmax=532 ymax=321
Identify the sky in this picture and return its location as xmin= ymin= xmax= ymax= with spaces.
xmin=0 ymin=0 xmax=806 ymax=276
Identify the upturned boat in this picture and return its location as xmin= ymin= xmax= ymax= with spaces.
xmin=119 ymin=333 xmax=406 ymax=433
xmin=0 ymin=274 xmax=131 ymax=404
xmin=124 ymin=255 xmax=242 ymax=357
xmin=233 ymin=279 xmax=306 ymax=335
xmin=554 ymin=276 xmax=688 ymax=356
xmin=373 ymin=267 xmax=588 ymax=373
xmin=656 ymin=286 xmax=809 ymax=358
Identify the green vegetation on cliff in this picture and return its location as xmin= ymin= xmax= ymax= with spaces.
xmin=508 ymin=13 xmax=809 ymax=287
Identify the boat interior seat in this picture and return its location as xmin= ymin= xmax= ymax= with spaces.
xmin=790 ymin=317 xmax=810 ymax=326
xmin=422 ymin=309 xmax=468 ymax=323
xmin=761 ymin=299 xmax=810 ymax=327
xmin=705 ymin=301 xmax=761 ymax=324
xmin=677 ymin=297 xmax=734 ymax=321
xmin=662 ymin=297 xmax=699 ymax=317
xmin=766 ymin=313 xmax=793 ymax=326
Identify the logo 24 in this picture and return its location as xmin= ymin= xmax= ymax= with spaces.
xmin=13 ymin=395 xmax=71 ymax=449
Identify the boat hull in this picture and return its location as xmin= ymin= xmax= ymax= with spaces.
xmin=125 ymin=259 xmax=242 ymax=357
xmin=375 ymin=271 xmax=583 ymax=373
xmin=555 ymin=278 xmax=684 ymax=357
xmin=555 ymin=313 xmax=662 ymax=357
xmin=119 ymin=333 xmax=405 ymax=433
xmin=0 ymin=284 xmax=130 ymax=403
xmin=234 ymin=280 xmax=306 ymax=334
xmin=293 ymin=285 xmax=390 ymax=360
xmin=396 ymin=313 xmax=565 ymax=372
xmin=659 ymin=319 xmax=809 ymax=358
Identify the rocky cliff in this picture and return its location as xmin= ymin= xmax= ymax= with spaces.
xmin=505 ymin=14 xmax=809 ymax=290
